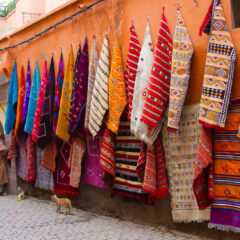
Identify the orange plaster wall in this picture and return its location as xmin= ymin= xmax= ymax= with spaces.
xmin=0 ymin=0 xmax=239 ymax=106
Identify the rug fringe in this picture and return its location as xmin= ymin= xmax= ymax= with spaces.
xmin=208 ymin=223 xmax=240 ymax=233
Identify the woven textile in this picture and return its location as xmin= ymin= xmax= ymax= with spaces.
xmin=0 ymin=140 xmax=8 ymax=185
xmin=26 ymin=134 xmax=36 ymax=182
xmin=16 ymin=136 xmax=27 ymax=180
xmin=35 ymin=146 xmax=54 ymax=190
xmin=41 ymin=137 xmax=57 ymax=172
xmin=37 ymin=57 xmax=55 ymax=147
xmin=25 ymin=61 xmax=41 ymax=134
xmin=125 ymin=23 xmax=141 ymax=120
xmin=113 ymin=121 xmax=147 ymax=199
xmin=32 ymin=61 xmax=48 ymax=142
xmin=99 ymin=127 xmax=115 ymax=188
xmin=209 ymin=100 xmax=240 ymax=232
xmin=193 ymin=126 xmax=214 ymax=210
xmin=163 ymin=104 xmax=210 ymax=222
xmin=5 ymin=61 xmax=18 ymax=135
xmin=82 ymin=127 xmax=108 ymax=189
xmin=199 ymin=1 xmax=236 ymax=129
xmin=7 ymin=132 xmax=17 ymax=160
xmin=130 ymin=23 xmax=158 ymax=146
xmin=56 ymin=46 xmax=74 ymax=142
xmin=69 ymin=131 xmax=86 ymax=188
xmin=53 ymin=54 xmax=64 ymax=132
xmin=167 ymin=10 xmax=194 ymax=133
xmin=141 ymin=10 xmax=172 ymax=129
xmin=89 ymin=34 xmax=109 ymax=137
xmin=84 ymin=37 xmax=98 ymax=133
xmin=14 ymin=66 xmax=25 ymax=142
xmin=22 ymin=60 xmax=31 ymax=129
xmin=54 ymin=139 xmax=79 ymax=196
xmin=137 ymin=137 xmax=168 ymax=203
xmin=106 ymin=35 xmax=127 ymax=134
xmin=69 ymin=39 xmax=89 ymax=134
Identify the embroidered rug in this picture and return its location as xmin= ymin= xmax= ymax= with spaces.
xmin=99 ymin=127 xmax=116 ymax=188
xmin=56 ymin=46 xmax=74 ymax=142
xmin=69 ymin=131 xmax=86 ymax=188
xmin=130 ymin=23 xmax=156 ymax=146
xmin=7 ymin=132 xmax=17 ymax=165
xmin=163 ymin=104 xmax=210 ymax=222
xmin=141 ymin=9 xmax=172 ymax=130
xmin=167 ymin=10 xmax=194 ymax=133
xmin=106 ymin=35 xmax=127 ymax=134
xmin=54 ymin=139 xmax=79 ymax=196
xmin=35 ymin=146 xmax=54 ymax=190
xmin=32 ymin=61 xmax=48 ymax=142
xmin=113 ymin=121 xmax=147 ymax=199
xmin=84 ymin=37 xmax=98 ymax=133
xmin=26 ymin=134 xmax=36 ymax=182
xmin=209 ymin=99 xmax=240 ymax=232
xmin=69 ymin=39 xmax=89 ymax=134
xmin=193 ymin=126 xmax=214 ymax=210
xmin=17 ymin=136 xmax=27 ymax=181
xmin=137 ymin=137 xmax=168 ymax=203
xmin=82 ymin=127 xmax=108 ymax=189
xmin=89 ymin=34 xmax=109 ymax=137
xmin=37 ymin=56 xmax=55 ymax=148
xmin=25 ymin=61 xmax=41 ymax=134
xmin=125 ymin=23 xmax=141 ymax=121
xmin=14 ymin=65 xmax=25 ymax=142
xmin=22 ymin=60 xmax=31 ymax=130
xmin=5 ymin=61 xmax=18 ymax=135
xmin=53 ymin=53 xmax=64 ymax=133
xmin=41 ymin=137 xmax=57 ymax=173
xmin=199 ymin=0 xmax=236 ymax=129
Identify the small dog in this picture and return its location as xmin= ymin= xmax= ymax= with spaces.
xmin=51 ymin=194 xmax=74 ymax=215
xmin=17 ymin=187 xmax=26 ymax=201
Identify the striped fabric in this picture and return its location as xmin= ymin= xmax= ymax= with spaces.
xmin=26 ymin=134 xmax=36 ymax=182
xmin=100 ymin=127 xmax=116 ymax=185
xmin=53 ymin=54 xmax=64 ymax=132
xmin=56 ymin=45 xmax=74 ymax=142
xmin=89 ymin=34 xmax=109 ymax=137
xmin=131 ymin=23 xmax=163 ymax=146
xmin=37 ymin=57 xmax=55 ymax=148
xmin=24 ymin=61 xmax=41 ymax=134
xmin=106 ymin=34 xmax=127 ymax=134
xmin=130 ymin=23 xmax=153 ymax=136
xmin=209 ymin=100 xmax=240 ymax=232
xmin=113 ymin=121 xmax=147 ymax=199
xmin=137 ymin=137 xmax=168 ymax=203
xmin=84 ymin=37 xmax=98 ymax=133
xmin=125 ymin=23 xmax=141 ymax=120
xmin=32 ymin=61 xmax=48 ymax=142
xmin=141 ymin=10 xmax=173 ymax=129
xmin=167 ymin=10 xmax=194 ymax=133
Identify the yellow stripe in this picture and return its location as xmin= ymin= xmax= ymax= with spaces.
xmin=116 ymin=163 xmax=136 ymax=170
xmin=116 ymin=151 xmax=139 ymax=156
xmin=204 ymin=74 xmax=228 ymax=83
xmin=115 ymin=177 xmax=143 ymax=186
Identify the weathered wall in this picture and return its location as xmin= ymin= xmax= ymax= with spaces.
xmin=1 ymin=0 xmax=240 ymax=239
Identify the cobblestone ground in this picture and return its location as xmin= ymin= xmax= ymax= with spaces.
xmin=0 ymin=196 xmax=210 ymax=240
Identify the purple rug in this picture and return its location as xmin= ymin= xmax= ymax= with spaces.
xmin=82 ymin=127 xmax=108 ymax=189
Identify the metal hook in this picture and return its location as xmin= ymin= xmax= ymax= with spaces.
xmin=146 ymin=14 xmax=150 ymax=23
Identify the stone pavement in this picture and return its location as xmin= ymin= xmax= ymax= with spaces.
xmin=0 ymin=195 xmax=210 ymax=240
